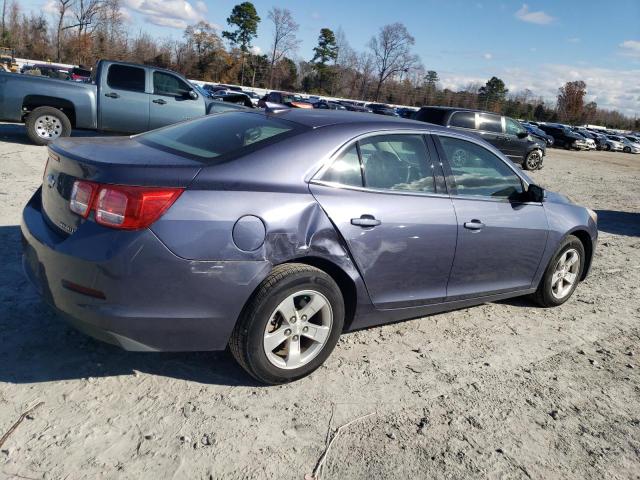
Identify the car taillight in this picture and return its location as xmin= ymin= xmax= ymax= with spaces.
xmin=69 ymin=181 xmax=183 ymax=230
xmin=70 ymin=180 xmax=98 ymax=218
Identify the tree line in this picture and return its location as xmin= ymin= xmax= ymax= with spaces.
xmin=1 ymin=0 xmax=637 ymax=129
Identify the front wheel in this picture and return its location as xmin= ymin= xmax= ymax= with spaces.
xmin=25 ymin=106 xmax=72 ymax=145
xmin=605 ymin=144 xmax=612 ymax=151
xmin=229 ymin=264 xmax=344 ymax=384
xmin=623 ymin=146 xmax=631 ymax=153
xmin=530 ymin=236 xmax=585 ymax=307
xmin=524 ymin=150 xmax=542 ymax=170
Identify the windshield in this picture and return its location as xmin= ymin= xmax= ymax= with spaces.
xmin=137 ymin=112 xmax=305 ymax=162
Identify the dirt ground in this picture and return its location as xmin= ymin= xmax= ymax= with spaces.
xmin=1 ymin=122 xmax=639 ymax=480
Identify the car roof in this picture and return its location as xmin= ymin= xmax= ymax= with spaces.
xmin=257 ymin=109 xmax=428 ymax=129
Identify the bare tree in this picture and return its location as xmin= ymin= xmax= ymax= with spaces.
xmin=1 ymin=0 xmax=6 ymax=40
xmin=55 ymin=0 xmax=73 ymax=61
xmin=267 ymin=7 xmax=299 ymax=88
xmin=368 ymin=22 xmax=419 ymax=101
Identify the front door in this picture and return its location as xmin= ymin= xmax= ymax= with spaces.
xmin=99 ymin=63 xmax=149 ymax=133
xmin=149 ymin=70 xmax=205 ymax=130
xmin=435 ymin=134 xmax=548 ymax=300
xmin=310 ymin=134 xmax=457 ymax=309
xmin=475 ymin=112 xmax=505 ymax=152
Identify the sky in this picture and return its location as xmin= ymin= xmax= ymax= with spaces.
xmin=21 ymin=0 xmax=640 ymax=116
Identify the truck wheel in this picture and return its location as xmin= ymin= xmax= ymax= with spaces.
xmin=25 ymin=106 xmax=72 ymax=145
xmin=524 ymin=150 xmax=542 ymax=170
xmin=229 ymin=263 xmax=344 ymax=384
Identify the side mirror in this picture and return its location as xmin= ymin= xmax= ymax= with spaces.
xmin=517 ymin=131 xmax=528 ymax=139
xmin=188 ymin=89 xmax=198 ymax=100
xmin=527 ymin=183 xmax=545 ymax=202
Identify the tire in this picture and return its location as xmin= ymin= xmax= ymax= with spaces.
xmin=623 ymin=146 xmax=631 ymax=153
xmin=524 ymin=149 xmax=542 ymax=170
xmin=605 ymin=144 xmax=611 ymax=151
xmin=530 ymin=235 xmax=585 ymax=308
xmin=229 ymin=263 xmax=345 ymax=384
xmin=25 ymin=106 xmax=72 ymax=146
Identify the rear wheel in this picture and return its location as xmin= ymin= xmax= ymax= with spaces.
xmin=229 ymin=263 xmax=344 ymax=384
xmin=25 ymin=106 xmax=72 ymax=145
xmin=530 ymin=236 xmax=585 ymax=307
xmin=524 ymin=149 xmax=542 ymax=170
xmin=605 ymin=144 xmax=611 ymax=151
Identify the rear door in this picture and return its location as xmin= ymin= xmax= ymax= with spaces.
xmin=310 ymin=133 xmax=457 ymax=309
xmin=475 ymin=112 xmax=506 ymax=152
xmin=434 ymin=134 xmax=548 ymax=299
xmin=149 ymin=70 xmax=206 ymax=130
xmin=502 ymin=117 xmax=529 ymax=161
xmin=99 ymin=63 xmax=149 ymax=133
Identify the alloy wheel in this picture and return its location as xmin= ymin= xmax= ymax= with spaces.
xmin=263 ymin=290 xmax=333 ymax=370
xmin=550 ymin=248 xmax=580 ymax=300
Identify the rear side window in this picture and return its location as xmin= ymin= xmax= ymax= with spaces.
xmin=438 ymin=136 xmax=523 ymax=199
xmin=320 ymin=145 xmax=362 ymax=187
xmin=107 ymin=64 xmax=146 ymax=92
xmin=477 ymin=113 xmax=502 ymax=133
xmin=449 ymin=112 xmax=476 ymax=129
xmin=359 ymin=135 xmax=435 ymax=193
xmin=138 ymin=112 xmax=303 ymax=162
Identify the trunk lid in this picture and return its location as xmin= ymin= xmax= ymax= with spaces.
xmin=42 ymin=136 xmax=202 ymax=236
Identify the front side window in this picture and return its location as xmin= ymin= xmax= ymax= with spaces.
xmin=438 ymin=136 xmax=523 ymax=199
xmin=358 ymin=135 xmax=435 ymax=193
xmin=320 ymin=145 xmax=362 ymax=187
xmin=477 ymin=113 xmax=502 ymax=133
xmin=505 ymin=118 xmax=526 ymax=136
xmin=153 ymin=71 xmax=190 ymax=97
xmin=449 ymin=111 xmax=476 ymax=129
xmin=138 ymin=112 xmax=302 ymax=162
xmin=107 ymin=64 xmax=145 ymax=92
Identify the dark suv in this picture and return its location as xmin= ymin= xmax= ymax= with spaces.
xmin=413 ymin=107 xmax=545 ymax=170
xmin=538 ymin=124 xmax=589 ymax=150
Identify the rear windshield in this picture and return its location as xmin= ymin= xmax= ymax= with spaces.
xmin=137 ymin=112 xmax=304 ymax=162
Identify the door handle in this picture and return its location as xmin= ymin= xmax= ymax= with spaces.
xmin=463 ymin=219 xmax=485 ymax=231
xmin=104 ymin=92 xmax=119 ymax=98
xmin=153 ymin=98 xmax=167 ymax=105
xmin=496 ymin=136 xmax=508 ymax=141
xmin=351 ymin=215 xmax=381 ymax=227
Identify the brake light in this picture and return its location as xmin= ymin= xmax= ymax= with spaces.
xmin=69 ymin=181 xmax=183 ymax=230
xmin=70 ymin=180 xmax=98 ymax=218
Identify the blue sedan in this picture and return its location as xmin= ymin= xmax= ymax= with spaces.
xmin=22 ymin=110 xmax=597 ymax=384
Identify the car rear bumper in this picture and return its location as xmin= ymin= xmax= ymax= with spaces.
xmin=21 ymin=188 xmax=270 ymax=352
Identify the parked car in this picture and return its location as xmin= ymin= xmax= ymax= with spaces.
xmin=366 ymin=103 xmax=399 ymax=116
xmin=577 ymin=129 xmax=607 ymax=150
xmin=244 ymin=90 xmax=262 ymax=107
xmin=0 ymin=60 xmax=215 ymax=145
xmin=203 ymin=83 xmax=243 ymax=95
xmin=573 ymin=131 xmax=596 ymax=150
xmin=258 ymin=91 xmax=313 ymax=109
xmin=603 ymin=135 xmax=624 ymax=152
xmin=22 ymin=110 xmax=597 ymax=384
xmin=413 ymin=107 xmax=545 ymax=170
xmin=522 ymin=123 xmax=554 ymax=146
xmin=337 ymin=101 xmax=372 ymax=113
xmin=538 ymin=124 xmax=590 ymax=150
xmin=607 ymin=135 xmax=640 ymax=153
xmin=209 ymin=91 xmax=254 ymax=108
xmin=312 ymin=100 xmax=347 ymax=110
xmin=396 ymin=107 xmax=418 ymax=119
xmin=21 ymin=63 xmax=69 ymax=79
xmin=70 ymin=66 xmax=91 ymax=82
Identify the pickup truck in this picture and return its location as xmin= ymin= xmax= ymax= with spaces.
xmin=0 ymin=59 xmax=217 ymax=145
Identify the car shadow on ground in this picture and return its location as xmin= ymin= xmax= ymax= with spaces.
xmin=0 ymin=225 xmax=261 ymax=387
xmin=595 ymin=210 xmax=640 ymax=237
xmin=0 ymin=123 xmax=107 ymax=146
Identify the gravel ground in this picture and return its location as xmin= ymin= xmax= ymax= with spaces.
xmin=1 ymin=123 xmax=639 ymax=480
